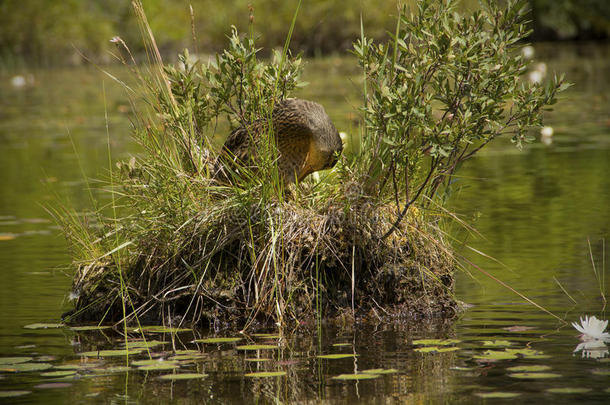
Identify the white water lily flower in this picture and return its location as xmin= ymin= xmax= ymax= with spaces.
xmin=572 ymin=315 xmax=610 ymax=341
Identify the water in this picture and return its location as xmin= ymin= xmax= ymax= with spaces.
xmin=0 ymin=43 xmax=609 ymax=403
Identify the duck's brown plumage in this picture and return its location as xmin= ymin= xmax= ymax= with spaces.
xmin=218 ymin=98 xmax=342 ymax=184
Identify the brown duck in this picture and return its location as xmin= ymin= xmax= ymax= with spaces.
xmin=217 ymin=98 xmax=343 ymax=184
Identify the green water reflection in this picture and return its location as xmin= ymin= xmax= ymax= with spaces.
xmin=0 ymin=43 xmax=609 ymax=403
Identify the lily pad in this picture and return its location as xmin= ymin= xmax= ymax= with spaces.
xmin=362 ymin=368 xmax=398 ymax=374
xmin=40 ymin=370 xmax=77 ymax=377
xmin=507 ymin=365 xmax=551 ymax=372
xmin=172 ymin=350 xmax=200 ymax=355
xmin=137 ymin=326 xmax=191 ymax=333
xmin=78 ymin=349 xmax=144 ymax=357
xmin=451 ymin=366 xmax=477 ymax=371
xmin=438 ymin=347 xmax=460 ymax=353
xmin=482 ymin=340 xmax=512 ymax=347
xmin=69 ymin=325 xmax=111 ymax=331
xmin=332 ymin=373 xmax=380 ymax=380
xmin=236 ymin=345 xmax=277 ymax=351
xmin=34 ymin=383 xmax=72 ymax=389
xmin=138 ymin=364 xmax=180 ymax=371
xmin=0 ymin=391 xmax=31 ymax=398
xmin=132 ymin=359 xmax=177 ymax=367
xmin=168 ymin=354 xmax=206 ymax=361
xmin=317 ymin=354 xmax=357 ymax=359
xmin=244 ymin=371 xmax=287 ymax=378
xmin=591 ymin=369 xmax=610 ymax=376
xmin=0 ymin=234 xmax=16 ymax=241
xmin=508 ymin=372 xmax=561 ymax=379
xmin=101 ymin=366 xmax=131 ymax=373
xmin=504 ymin=348 xmax=543 ymax=357
xmin=158 ymin=373 xmax=208 ymax=380
xmin=53 ymin=364 xmax=85 ymax=370
xmin=473 ymin=350 xmax=518 ymax=361
xmin=245 ymin=358 xmax=272 ymax=362
xmin=412 ymin=339 xmax=461 ymax=346
xmin=193 ymin=337 xmax=242 ymax=344
xmin=0 ymin=357 xmax=33 ymax=365
xmin=475 ymin=392 xmax=521 ymax=398
xmin=252 ymin=333 xmax=281 ymax=339
xmin=415 ymin=347 xmax=440 ymax=353
xmin=503 ymin=326 xmax=535 ymax=332
xmin=0 ymin=363 xmax=53 ymax=372
xmin=123 ymin=340 xmax=167 ymax=349
xmin=546 ymin=387 xmax=592 ymax=394
xmin=23 ymin=323 xmax=64 ymax=329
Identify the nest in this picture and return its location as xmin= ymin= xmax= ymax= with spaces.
xmin=66 ymin=179 xmax=458 ymax=330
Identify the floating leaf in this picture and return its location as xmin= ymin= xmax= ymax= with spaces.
xmin=415 ymin=347 xmax=440 ymax=353
xmin=0 ymin=357 xmax=32 ymax=365
xmin=473 ymin=350 xmax=518 ymax=361
xmin=40 ymin=370 xmax=77 ymax=377
xmin=475 ymin=392 xmax=521 ymax=398
xmin=123 ymin=340 xmax=167 ymax=349
xmin=546 ymin=387 xmax=592 ymax=394
xmin=168 ymin=354 xmax=205 ymax=361
xmin=158 ymin=373 xmax=208 ymax=380
xmin=0 ymin=363 xmax=53 ymax=372
xmin=0 ymin=391 xmax=31 ymax=398
xmin=194 ymin=337 xmax=242 ymax=344
xmin=252 ymin=333 xmax=281 ymax=339
xmin=317 ymin=354 xmax=357 ymax=359
xmin=483 ymin=340 xmax=512 ymax=347
xmin=451 ymin=366 xmax=477 ymax=371
xmin=53 ymin=364 xmax=85 ymax=370
xmin=508 ymin=372 xmax=561 ymax=379
xmin=34 ymin=383 xmax=72 ymax=389
xmin=245 ymin=358 xmax=272 ymax=362
xmin=507 ymin=365 xmax=551 ymax=372
xmin=69 ymin=325 xmax=111 ymax=331
xmin=503 ymin=326 xmax=535 ymax=332
xmin=362 ymin=368 xmax=398 ymax=374
xmin=332 ymin=343 xmax=352 ymax=347
xmin=23 ymin=323 xmax=64 ymax=329
xmin=438 ymin=347 xmax=460 ymax=353
xmin=236 ymin=345 xmax=277 ymax=351
xmin=244 ymin=371 xmax=286 ymax=378
xmin=504 ymin=348 xmax=542 ymax=357
xmin=138 ymin=326 xmax=191 ymax=333
xmin=0 ymin=234 xmax=16 ymax=241
xmin=101 ymin=366 xmax=131 ymax=373
xmin=591 ymin=369 xmax=610 ymax=376
xmin=132 ymin=359 xmax=177 ymax=367
xmin=332 ymin=373 xmax=380 ymax=380
xmin=172 ymin=350 xmax=200 ymax=355
xmin=412 ymin=339 xmax=460 ymax=346
xmin=138 ymin=363 xmax=180 ymax=371
xmin=78 ymin=349 xmax=144 ymax=357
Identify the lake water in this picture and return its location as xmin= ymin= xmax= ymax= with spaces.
xmin=0 ymin=43 xmax=609 ymax=403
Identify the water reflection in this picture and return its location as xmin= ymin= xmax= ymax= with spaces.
xmin=573 ymin=339 xmax=609 ymax=359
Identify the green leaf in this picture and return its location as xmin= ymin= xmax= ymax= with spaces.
xmin=332 ymin=373 xmax=380 ymax=380
xmin=158 ymin=373 xmax=208 ymax=380
xmin=317 ymin=354 xmax=357 ymax=359
xmin=508 ymin=372 xmax=561 ymax=379
xmin=244 ymin=371 xmax=286 ymax=378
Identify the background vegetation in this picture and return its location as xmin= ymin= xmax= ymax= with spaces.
xmin=1 ymin=0 xmax=609 ymax=68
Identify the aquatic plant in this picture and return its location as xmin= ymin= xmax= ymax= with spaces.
xmin=572 ymin=315 xmax=610 ymax=341
xmin=55 ymin=0 xmax=567 ymax=330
